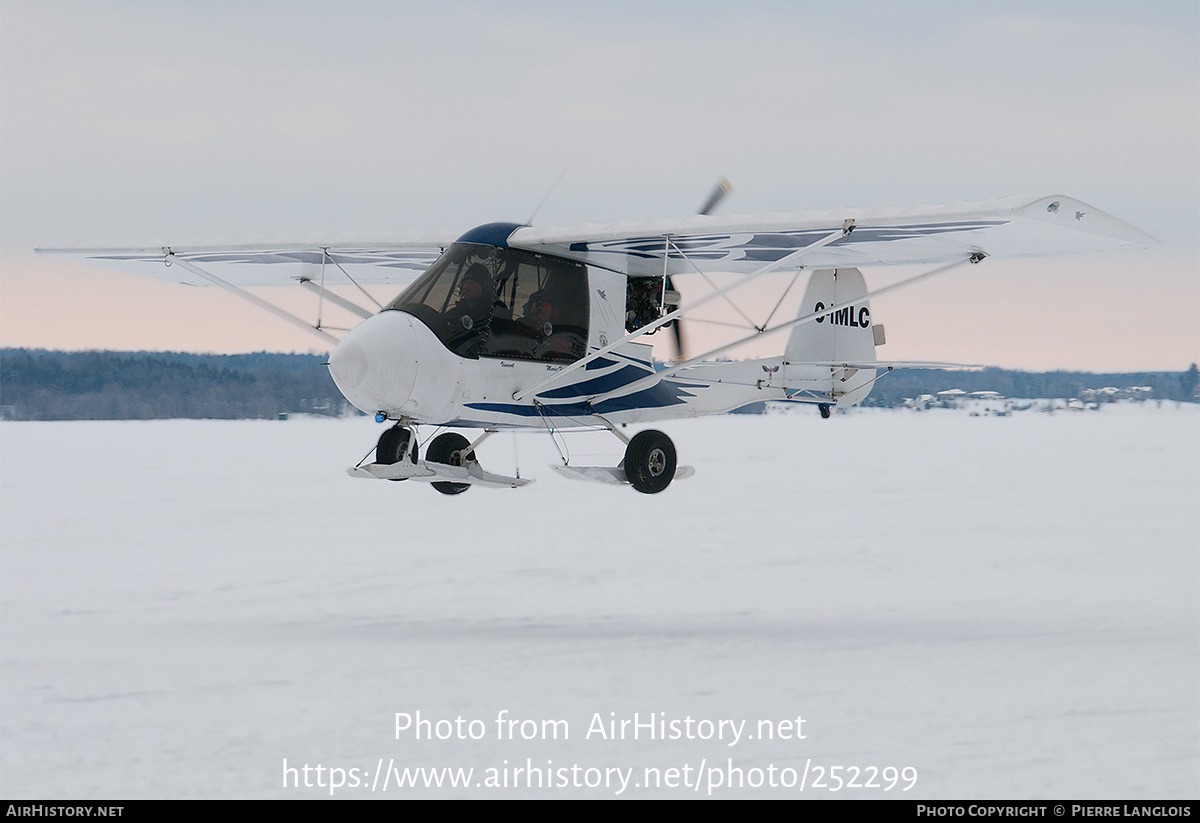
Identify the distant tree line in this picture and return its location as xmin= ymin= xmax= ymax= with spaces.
xmin=0 ymin=349 xmax=356 ymax=420
xmin=860 ymin=365 xmax=1198 ymax=406
xmin=0 ymin=350 xmax=1195 ymax=420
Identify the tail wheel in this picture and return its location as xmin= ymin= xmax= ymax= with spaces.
xmin=426 ymin=432 xmax=472 ymax=496
xmin=376 ymin=427 xmax=418 ymax=481
xmin=624 ymin=430 xmax=676 ymax=494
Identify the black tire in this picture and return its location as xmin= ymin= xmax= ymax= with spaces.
xmin=426 ymin=432 xmax=472 ymax=496
xmin=376 ymin=427 xmax=418 ymax=481
xmin=624 ymin=430 xmax=676 ymax=494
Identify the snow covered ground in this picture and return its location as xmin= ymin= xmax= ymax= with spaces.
xmin=2 ymin=403 xmax=1196 ymax=799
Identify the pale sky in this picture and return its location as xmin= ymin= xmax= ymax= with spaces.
xmin=2 ymin=0 xmax=1196 ymax=370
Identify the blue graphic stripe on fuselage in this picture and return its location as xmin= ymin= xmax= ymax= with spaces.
xmin=537 ymin=364 xmax=654 ymax=399
xmin=465 ymin=380 xmax=700 ymax=418
xmin=584 ymin=356 xmax=621 ymax=371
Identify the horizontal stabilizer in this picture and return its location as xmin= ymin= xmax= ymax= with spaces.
xmin=787 ymin=360 xmax=983 ymax=370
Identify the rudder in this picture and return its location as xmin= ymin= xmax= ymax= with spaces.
xmin=784 ymin=268 xmax=878 ymax=406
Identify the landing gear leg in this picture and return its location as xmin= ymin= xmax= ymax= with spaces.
xmin=818 ymin=403 xmax=831 ymax=419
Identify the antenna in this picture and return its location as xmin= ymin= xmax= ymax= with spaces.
xmin=526 ymin=169 xmax=568 ymax=226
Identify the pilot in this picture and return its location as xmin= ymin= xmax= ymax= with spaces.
xmin=453 ymin=264 xmax=494 ymax=331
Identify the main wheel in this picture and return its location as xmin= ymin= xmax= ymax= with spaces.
xmin=376 ymin=427 xmax=418 ymax=481
xmin=426 ymin=432 xmax=472 ymax=496
xmin=624 ymin=430 xmax=676 ymax=494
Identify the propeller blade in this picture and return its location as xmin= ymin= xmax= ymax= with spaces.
xmin=664 ymin=274 xmax=686 ymax=360
xmin=672 ymin=314 xmax=686 ymax=360
xmin=697 ymin=177 xmax=733 ymax=216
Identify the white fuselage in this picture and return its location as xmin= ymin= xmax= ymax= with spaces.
xmin=326 ymin=249 xmax=877 ymax=428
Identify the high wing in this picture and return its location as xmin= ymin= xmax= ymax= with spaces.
xmin=37 ymin=195 xmax=1154 ymax=288
xmin=35 ymin=239 xmax=455 ymax=288
xmin=508 ymin=194 xmax=1157 ymax=277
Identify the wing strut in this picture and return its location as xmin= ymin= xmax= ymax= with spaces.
xmin=323 ymin=249 xmax=384 ymax=310
xmin=669 ymin=235 xmax=760 ymax=330
xmin=163 ymin=250 xmax=340 ymax=346
xmin=587 ymin=254 xmax=984 ymax=404
xmin=512 ymin=225 xmax=851 ymax=402
xmin=297 ymin=278 xmax=374 ymax=320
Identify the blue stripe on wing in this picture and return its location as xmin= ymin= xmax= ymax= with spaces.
xmin=566 ymin=220 xmax=1009 ymax=265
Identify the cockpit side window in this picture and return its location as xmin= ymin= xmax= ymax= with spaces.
xmin=484 ymin=248 xmax=588 ymax=363
xmin=386 ymin=243 xmax=588 ymax=363
xmin=386 ymin=245 xmax=498 ymax=358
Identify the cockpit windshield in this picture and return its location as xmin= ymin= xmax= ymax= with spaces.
xmin=386 ymin=242 xmax=589 ymax=362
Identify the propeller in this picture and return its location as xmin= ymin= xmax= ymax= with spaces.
xmin=667 ymin=178 xmax=733 ymax=360
xmin=698 ymin=177 xmax=733 ymax=217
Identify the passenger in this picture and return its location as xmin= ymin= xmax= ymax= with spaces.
xmin=523 ymin=290 xmax=584 ymax=362
xmin=522 ymin=290 xmax=556 ymax=338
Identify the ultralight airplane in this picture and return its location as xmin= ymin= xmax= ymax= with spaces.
xmin=39 ymin=189 xmax=1154 ymax=494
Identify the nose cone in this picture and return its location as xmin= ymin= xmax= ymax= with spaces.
xmin=329 ymin=311 xmax=420 ymax=414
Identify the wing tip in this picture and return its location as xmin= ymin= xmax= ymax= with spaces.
xmin=1019 ymin=195 xmax=1160 ymax=248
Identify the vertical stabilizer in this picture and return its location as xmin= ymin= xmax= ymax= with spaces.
xmin=784 ymin=268 xmax=877 ymax=406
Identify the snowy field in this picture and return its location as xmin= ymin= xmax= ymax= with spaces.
xmin=2 ymin=403 xmax=1197 ymax=799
